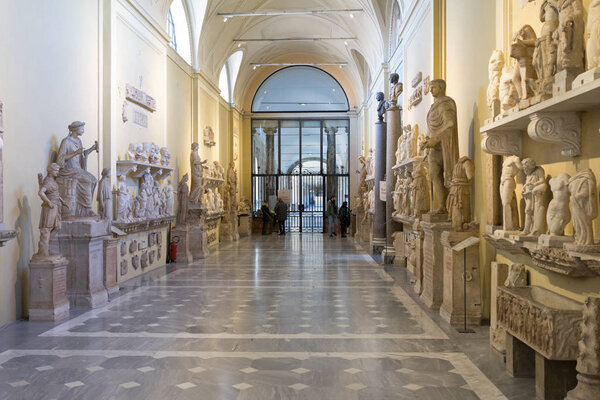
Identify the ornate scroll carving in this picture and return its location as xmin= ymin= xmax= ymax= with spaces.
xmin=527 ymin=112 xmax=581 ymax=157
xmin=481 ymin=130 xmax=522 ymax=156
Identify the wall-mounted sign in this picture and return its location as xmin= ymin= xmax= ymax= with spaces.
xmin=412 ymin=72 xmax=423 ymax=88
xmin=126 ymin=84 xmax=157 ymax=112
xmin=133 ymin=110 xmax=148 ymax=128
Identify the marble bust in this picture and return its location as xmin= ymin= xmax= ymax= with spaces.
xmin=387 ymin=73 xmax=403 ymax=110
xmin=376 ymin=92 xmax=386 ymax=122
xmin=55 ymin=121 xmax=99 ymax=218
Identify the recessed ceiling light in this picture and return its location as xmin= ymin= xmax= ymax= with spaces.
xmin=223 ymin=17 xmax=228 ymax=22
xmin=349 ymin=13 xmax=354 ymax=18
xmin=238 ymin=43 xmax=241 ymax=47
xmin=344 ymin=41 xmax=348 ymax=46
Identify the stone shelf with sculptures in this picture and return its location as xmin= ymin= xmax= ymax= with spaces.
xmin=482 ymin=0 xmax=600 ymax=158
xmin=486 ymin=155 xmax=600 ymax=277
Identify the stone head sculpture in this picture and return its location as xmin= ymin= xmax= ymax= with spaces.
xmin=430 ymin=79 xmax=446 ymax=98
xmin=68 ymin=121 xmax=85 ymax=136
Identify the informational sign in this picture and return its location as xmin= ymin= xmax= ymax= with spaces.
xmin=277 ymin=189 xmax=290 ymax=204
xmin=451 ymin=236 xmax=481 ymax=252
xmin=379 ymin=181 xmax=386 ymax=201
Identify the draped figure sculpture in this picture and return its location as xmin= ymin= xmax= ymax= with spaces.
xmin=411 ymin=163 xmax=430 ymax=218
xmin=568 ymin=169 xmax=598 ymax=246
xmin=587 ymin=0 xmax=600 ymax=70
xmin=56 ymin=121 xmax=99 ymax=218
xmin=189 ymin=142 xmax=208 ymax=204
xmin=487 ymin=50 xmax=505 ymax=117
xmin=421 ymin=79 xmax=459 ymax=214
xmin=547 ymin=173 xmax=571 ymax=236
xmin=501 ymin=156 xmax=522 ymax=231
xmin=521 ymin=158 xmax=548 ymax=236
xmin=446 ymin=157 xmax=475 ymax=231
xmin=533 ymin=1 xmax=559 ymax=98
xmin=177 ymin=174 xmax=190 ymax=226
xmin=556 ymin=0 xmax=585 ymax=78
xmin=97 ymin=168 xmax=112 ymax=221
xmin=35 ymin=163 xmax=64 ymax=258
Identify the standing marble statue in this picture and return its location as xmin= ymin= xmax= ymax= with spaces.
xmin=177 ymin=174 xmax=189 ymax=225
xmin=116 ymin=175 xmax=132 ymax=222
xmin=189 ymin=143 xmax=208 ymax=204
xmin=214 ymin=161 xmax=224 ymax=180
xmin=401 ymin=169 xmax=413 ymax=216
xmin=164 ymin=181 xmax=174 ymax=216
xmin=533 ymin=1 xmax=559 ymax=98
xmin=500 ymin=63 xmax=519 ymax=111
xmin=422 ymin=79 xmax=459 ymax=214
xmin=97 ymin=168 xmax=112 ymax=221
xmin=521 ymin=158 xmax=548 ymax=236
xmin=55 ymin=121 xmax=99 ymax=218
xmin=365 ymin=149 xmax=374 ymax=177
xmin=556 ymin=0 xmax=585 ymax=78
xmin=487 ymin=50 xmax=505 ymax=117
xmin=411 ymin=163 xmax=430 ymax=217
xmin=501 ymin=156 xmax=522 ymax=231
xmin=376 ymin=92 xmax=386 ymax=122
xmin=393 ymin=170 xmax=402 ymax=216
xmin=387 ymin=73 xmax=403 ymax=110
xmin=35 ymin=163 xmax=64 ymax=258
xmin=510 ymin=25 xmax=537 ymax=101
xmin=395 ymin=128 xmax=404 ymax=164
xmin=547 ymin=173 xmax=571 ymax=236
xmin=568 ymin=169 xmax=598 ymax=246
xmin=446 ymin=157 xmax=475 ymax=231
xmin=587 ymin=0 xmax=600 ymax=70
xmin=160 ymin=147 xmax=171 ymax=166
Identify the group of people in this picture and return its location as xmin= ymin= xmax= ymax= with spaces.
xmin=259 ymin=196 xmax=351 ymax=237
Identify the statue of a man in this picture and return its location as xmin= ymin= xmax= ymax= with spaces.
xmin=177 ymin=174 xmax=189 ymax=225
xmin=387 ymin=73 xmax=403 ymax=110
xmin=421 ymin=79 xmax=459 ymax=214
xmin=376 ymin=92 xmax=386 ymax=122
xmin=56 ymin=121 xmax=98 ymax=218
xmin=521 ymin=158 xmax=548 ymax=236
xmin=35 ymin=163 xmax=64 ymax=258
xmin=189 ymin=142 xmax=208 ymax=204
xmin=500 ymin=156 xmax=522 ymax=231
xmin=97 ymin=168 xmax=112 ymax=221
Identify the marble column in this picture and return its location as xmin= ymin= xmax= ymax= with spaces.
xmin=383 ymin=107 xmax=402 ymax=263
xmin=325 ymin=126 xmax=337 ymax=198
xmin=372 ymin=121 xmax=387 ymax=253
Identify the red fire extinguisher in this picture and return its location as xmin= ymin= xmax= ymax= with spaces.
xmin=170 ymin=236 xmax=179 ymax=263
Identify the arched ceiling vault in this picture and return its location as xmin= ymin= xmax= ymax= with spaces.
xmin=160 ymin=0 xmax=394 ymax=110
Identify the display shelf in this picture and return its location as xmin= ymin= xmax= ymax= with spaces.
xmin=112 ymin=216 xmax=174 ymax=234
xmin=116 ymin=160 xmax=174 ymax=180
xmin=481 ymin=75 xmax=600 ymax=157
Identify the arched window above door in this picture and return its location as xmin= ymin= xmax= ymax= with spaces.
xmin=252 ymin=66 xmax=349 ymax=113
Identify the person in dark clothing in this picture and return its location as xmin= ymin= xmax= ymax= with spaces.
xmin=274 ymin=198 xmax=288 ymax=235
xmin=327 ymin=196 xmax=338 ymax=237
xmin=339 ymin=201 xmax=351 ymax=238
xmin=261 ymin=201 xmax=272 ymax=235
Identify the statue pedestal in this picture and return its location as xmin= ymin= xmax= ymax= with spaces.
xmin=238 ymin=215 xmax=251 ymax=237
xmin=28 ymin=256 xmax=70 ymax=321
xmin=51 ymin=219 xmax=109 ymax=309
xmin=439 ymin=229 xmax=482 ymax=326
xmin=103 ymin=237 xmax=119 ymax=296
xmin=420 ymin=220 xmax=452 ymax=309
xmin=490 ymin=262 xmax=509 ymax=356
xmin=171 ymin=225 xmax=193 ymax=263
xmin=539 ymin=234 xmax=573 ymax=248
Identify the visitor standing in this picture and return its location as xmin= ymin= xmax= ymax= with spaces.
xmin=261 ymin=201 xmax=272 ymax=235
xmin=327 ymin=196 xmax=338 ymax=237
xmin=274 ymin=198 xmax=288 ymax=235
xmin=339 ymin=201 xmax=351 ymax=238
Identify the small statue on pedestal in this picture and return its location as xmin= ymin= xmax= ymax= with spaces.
xmin=97 ymin=168 xmax=112 ymax=221
xmin=190 ymin=143 xmax=208 ymax=204
xmin=446 ymin=156 xmax=475 ymax=231
xmin=521 ymin=158 xmax=548 ymax=236
xmin=487 ymin=50 xmax=505 ymax=117
xmin=568 ymin=169 xmax=598 ymax=247
xmin=547 ymin=173 xmax=571 ymax=236
xmin=501 ymin=156 xmax=522 ymax=231
xmin=116 ymin=175 xmax=132 ymax=222
xmin=35 ymin=163 xmax=65 ymax=258
xmin=510 ymin=25 xmax=537 ymax=101
xmin=177 ymin=174 xmax=189 ymax=226
xmin=411 ymin=163 xmax=430 ymax=218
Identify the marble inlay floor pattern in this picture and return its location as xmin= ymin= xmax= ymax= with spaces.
xmin=0 ymin=235 xmax=529 ymax=399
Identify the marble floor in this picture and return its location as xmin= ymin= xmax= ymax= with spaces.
xmin=0 ymin=234 xmax=535 ymax=399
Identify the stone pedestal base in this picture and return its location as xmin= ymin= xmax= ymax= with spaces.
xmin=420 ymin=220 xmax=452 ymax=310
xmin=439 ymin=230 xmax=482 ymax=326
xmin=28 ymin=256 xmax=70 ymax=321
xmin=371 ymin=237 xmax=385 ymax=254
xmin=103 ymin=238 xmax=119 ymax=296
xmin=566 ymin=374 xmax=600 ymax=400
xmin=490 ymin=262 xmax=509 ymax=355
xmin=382 ymin=246 xmax=395 ymax=264
xmin=506 ymin=333 xmax=536 ymax=378
xmin=535 ymin=353 xmax=577 ymax=400
xmin=539 ymin=234 xmax=573 ymax=248
xmin=50 ymin=220 xmax=109 ymax=309
xmin=553 ymin=69 xmax=579 ymax=97
xmin=393 ymin=232 xmax=406 ymax=267
xmin=572 ymin=67 xmax=600 ymax=90
xmin=238 ymin=215 xmax=251 ymax=237
xmin=189 ymin=223 xmax=209 ymax=259
xmin=171 ymin=225 xmax=194 ymax=263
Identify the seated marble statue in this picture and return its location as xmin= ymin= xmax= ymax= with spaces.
xmin=55 ymin=121 xmax=99 ymax=218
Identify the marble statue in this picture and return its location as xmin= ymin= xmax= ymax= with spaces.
xmin=134 ymin=181 xmax=148 ymax=219
xmin=500 ymin=63 xmax=519 ymax=111
xmin=422 ymin=79 xmax=459 ymax=214
xmin=365 ymin=149 xmax=374 ymax=178
xmin=411 ymin=162 xmax=430 ymax=217
xmin=403 ymin=125 xmax=418 ymax=160
xmin=368 ymin=189 xmax=375 ymax=213
xmin=533 ymin=1 xmax=559 ymax=98
xmin=152 ymin=181 xmax=161 ymax=217
xmin=395 ymin=130 xmax=404 ymax=164
xmin=189 ymin=143 xmax=208 ymax=204
xmin=505 ymin=263 xmax=527 ymax=287
xmin=393 ymin=170 xmax=402 ymax=216
xmin=97 ymin=168 xmax=112 ymax=221
xmin=587 ymin=0 xmax=600 ymax=70
xmin=204 ymin=189 xmax=216 ymax=213
xmin=376 ymin=92 xmax=386 ymax=122
xmin=56 ymin=121 xmax=99 ymax=218
xmin=238 ymin=197 xmax=251 ymax=214
xmin=501 ymin=156 xmax=522 ymax=231
xmin=215 ymin=191 xmax=224 ymax=213
xmin=126 ymin=143 xmax=136 ymax=161
xmin=387 ymin=73 xmax=403 ymax=110
xmin=416 ymin=134 xmax=427 ymax=157
xmin=164 ymin=181 xmax=174 ymax=216
xmin=160 ymin=147 xmax=171 ymax=166
xmin=213 ymin=161 xmax=224 ymax=180
xmin=135 ymin=143 xmax=147 ymax=162
xmin=556 ymin=0 xmax=585 ymax=77
xmin=547 ymin=173 xmax=571 ymax=236
xmin=35 ymin=163 xmax=63 ymax=258
xmin=401 ymin=169 xmax=413 ymax=217
xmin=521 ymin=158 xmax=548 ymax=236
xmin=149 ymin=143 xmax=160 ymax=165
xmin=510 ymin=25 xmax=537 ymax=100
xmin=116 ymin=175 xmax=132 ymax=222
xmin=141 ymin=173 xmax=154 ymax=218
xmin=568 ymin=169 xmax=598 ymax=246
xmin=446 ymin=157 xmax=475 ymax=231
xmin=487 ymin=50 xmax=505 ymax=117
xmin=176 ymin=174 xmax=189 ymax=225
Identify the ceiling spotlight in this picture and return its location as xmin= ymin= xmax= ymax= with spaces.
xmin=349 ymin=13 xmax=354 ymax=18
xmin=223 ymin=17 xmax=228 ymax=22
xmin=238 ymin=43 xmax=242 ymax=47
xmin=253 ymin=65 xmax=257 ymax=70
xmin=344 ymin=41 xmax=348 ymax=46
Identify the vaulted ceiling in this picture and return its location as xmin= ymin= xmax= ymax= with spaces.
xmin=153 ymin=0 xmax=406 ymax=109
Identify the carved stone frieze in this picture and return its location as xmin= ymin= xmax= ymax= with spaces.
xmin=481 ymin=130 xmax=522 ymax=156
xmin=527 ymin=112 xmax=581 ymax=157
xmin=524 ymin=247 xmax=600 ymax=277
xmin=497 ymin=286 xmax=582 ymax=360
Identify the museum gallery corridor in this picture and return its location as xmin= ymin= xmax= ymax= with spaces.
xmin=0 ymin=235 xmax=530 ymax=400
